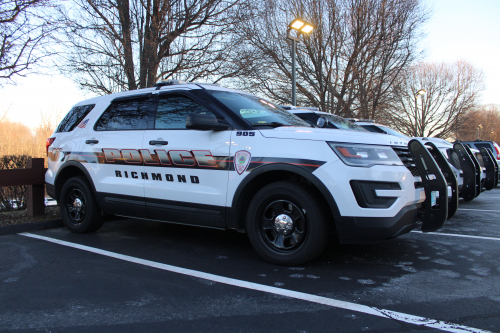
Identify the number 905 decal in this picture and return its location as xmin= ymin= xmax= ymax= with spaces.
xmin=236 ymin=131 xmax=255 ymax=136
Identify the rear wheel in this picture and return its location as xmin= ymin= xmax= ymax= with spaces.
xmin=60 ymin=176 xmax=104 ymax=233
xmin=246 ymin=181 xmax=329 ymax=265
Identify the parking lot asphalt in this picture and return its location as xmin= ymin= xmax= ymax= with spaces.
xmin=1 ymin=188 xmax=499 ymax=332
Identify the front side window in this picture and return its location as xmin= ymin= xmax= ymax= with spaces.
xmin=96 ymin=98 xmax=153 ymax=131
xmin=155 ymin=95 xmax=213 ymax=129
xmin=56 ymin=104 xmax=95 ymax=132
xmin=208 ymin=91 xmax=310 ymax=128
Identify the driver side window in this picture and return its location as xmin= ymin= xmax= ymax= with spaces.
xmin=155 ymin=95 xmax=213 ymax=130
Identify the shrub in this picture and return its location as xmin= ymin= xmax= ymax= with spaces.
xmin=0 ymin=155 xmax=31 ymax=212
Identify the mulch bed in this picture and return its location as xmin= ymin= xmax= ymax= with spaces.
xmin=0 ymin=206 xmax=61 ymax=227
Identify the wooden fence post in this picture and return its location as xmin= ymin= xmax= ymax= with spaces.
xmin=26 ymin=158 xmax=45 ymax=217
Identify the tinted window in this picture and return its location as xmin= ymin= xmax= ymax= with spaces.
xmin=56 ymin=104 xmax=95 ymax=132
xmin=96 ymin=98 xmax=153 ymax=131
xmin=362 ymin=125 xmax=386 ymax=134
xmin=208 ymin=91 xmax=310 ymax=127
xmin=155 ymin=95 xmax=213 ymax=129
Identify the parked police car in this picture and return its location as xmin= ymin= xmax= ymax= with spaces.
xmin=46 ymin=81 xmax=449 ymax=265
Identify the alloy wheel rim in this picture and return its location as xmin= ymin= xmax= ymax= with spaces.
xmin=66 ymin=188 xmax=86 ymax=224
xmin=259 ymin=199 xmax=307 ymax=253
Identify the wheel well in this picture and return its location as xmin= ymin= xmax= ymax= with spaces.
xmin=233 ymin=170 xmax=334 ymax=231
xmin=54 ymin=166 xmax=88 ymax=201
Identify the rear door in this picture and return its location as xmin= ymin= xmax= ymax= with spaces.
xmin=142 ymin=91 xmax=232 ymax=227
xmin=83 ymin=94 xmax=155 ymax=218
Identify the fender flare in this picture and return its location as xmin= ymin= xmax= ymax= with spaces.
xmin=54 ymin=161 xmax=97 ymax=199
xmin=231 ymin=163 xmax=341 ymax=218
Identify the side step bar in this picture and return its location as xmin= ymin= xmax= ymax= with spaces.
xmin=480 ymin=147 xmax=498 ymax=190
xmin=424 ymin=142 xmax=458 ymax=219
xmin=408 ymin=140 xmax=448 ymax=232
xmin=453 ymin=143 xmax=477 ymax=202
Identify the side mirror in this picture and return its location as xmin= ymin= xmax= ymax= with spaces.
xmin=186 ymin=113 xmax=229 ymax=131
xmin=316 ymin=116 xmax=328 ymax=128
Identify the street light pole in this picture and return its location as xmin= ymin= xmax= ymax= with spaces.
xmin=477 ymin=124 xmax=482 ymax=140
xmin=291 ymin=39 xmax=296 ymax=105
xmin=414 ymin=89 xmax=426 ymax=136
xmin=287 ymin=18 xmax=314 ymax=106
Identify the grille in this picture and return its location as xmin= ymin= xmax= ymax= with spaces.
xmin=392 ymin=147 xmax=420 ymax=177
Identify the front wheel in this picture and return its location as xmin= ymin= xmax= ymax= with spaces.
xmin=246 ymin=181 xmax=329 ymax=265
xmin=60 ymin=176 xmax=104 ymax=233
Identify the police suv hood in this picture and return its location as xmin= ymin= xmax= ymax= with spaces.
xmin=258 ymin=127 xmax=409 ymax=147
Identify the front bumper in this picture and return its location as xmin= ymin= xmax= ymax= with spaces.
xmin=335 ymin=205 xmax=418 ymax=244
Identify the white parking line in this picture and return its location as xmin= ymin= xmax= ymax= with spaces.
xmin=19 ymin=232 xmax=489 ymax=333
xmin=458 ymin=208 xmax=500 ymax=212
xmin=412 ymin=231 xmax=500 ymax=242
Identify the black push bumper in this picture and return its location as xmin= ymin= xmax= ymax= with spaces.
xmin=335 ymin=140 xmax=450 ymax=244
xmin=408 ymin=139 xmax=449 ymax=232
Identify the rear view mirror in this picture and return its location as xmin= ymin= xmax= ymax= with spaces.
xmin=317 ymin=116 xmax=328 ymax=128
xmin=186 ymin=113 xmax=229 ymax=131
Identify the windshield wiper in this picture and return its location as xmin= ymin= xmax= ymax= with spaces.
xmin=251 ymin=122 xmax=287 ymax=128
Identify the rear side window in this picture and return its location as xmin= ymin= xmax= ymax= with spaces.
xmin=155 ymin=95 xmax=213 ymax=130
xmin=96 ymin=97 xmax=154 ymax=131
xmin=56 ymin=104 xmax=95 ymax=132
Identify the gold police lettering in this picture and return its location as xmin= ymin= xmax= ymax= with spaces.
xmin=102 ymin=148 xmax=217 ymax=167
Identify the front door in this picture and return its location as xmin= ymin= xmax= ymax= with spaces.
xmin=142 ymin=92 xmax=231 ymax=227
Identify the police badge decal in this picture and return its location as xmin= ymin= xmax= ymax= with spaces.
xmin=234 ymin=150 xmax=251 ymax=175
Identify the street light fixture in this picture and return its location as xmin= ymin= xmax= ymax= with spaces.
xmin=287 ymin=18 xmax=314 ymax=106
xmin=413 ymin=89 xmax=426 ymax=136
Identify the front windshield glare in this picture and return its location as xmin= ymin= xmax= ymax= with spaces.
xmin=208 ymin=91 xmax=311 ymax=128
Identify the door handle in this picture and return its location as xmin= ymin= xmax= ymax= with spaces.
xmin=85 ymin=139 xmax=99 ymax=144
xmin=149 ymin=140 xmax=168 ymax=145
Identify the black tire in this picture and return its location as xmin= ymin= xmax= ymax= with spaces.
xmin=246 ymin=181 xmax=329 ymax=265
xmin=60 ymin=176 xmax=104 ymax=233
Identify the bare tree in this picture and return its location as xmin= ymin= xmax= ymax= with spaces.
xmin=0 ymin=104 xmax=10 ymax=123
xmin=52 ymin=0 xmax=251 ymax=95
xmin=230 ymin=0 xmax=429 ymax=118
xmin=452 ymin=104 xmax=500 ymax=142
xmin=0 ymin=0 xmax=53 ymax=83
xmin=386 ymin=61 xmax=485 ymax=138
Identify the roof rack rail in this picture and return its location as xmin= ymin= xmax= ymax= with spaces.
xmin=154 ymin=79 xmax=220 ymax=88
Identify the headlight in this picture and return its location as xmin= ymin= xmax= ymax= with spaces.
xmin=328 ymin=142 xmax=403 ymax=167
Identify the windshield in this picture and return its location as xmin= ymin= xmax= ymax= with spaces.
xmin=294 ymin=112 xmax=368 ymax=131
xmin=321 ymin=113 xmax=368 ymax=131
xmin=379 ymin=126 xmax=411 ymax=139
xmin=362 ymin=124 xmax=410 ymax=139
xmin=208 ymin=91 xmax=311 ymax=128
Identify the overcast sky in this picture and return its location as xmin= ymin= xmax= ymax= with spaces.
xmin=1 ymin=0 xmax=499 ymax=130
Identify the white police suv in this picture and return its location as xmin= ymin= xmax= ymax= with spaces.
xmin=46 ymin=80 xmax=449 ymax=265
